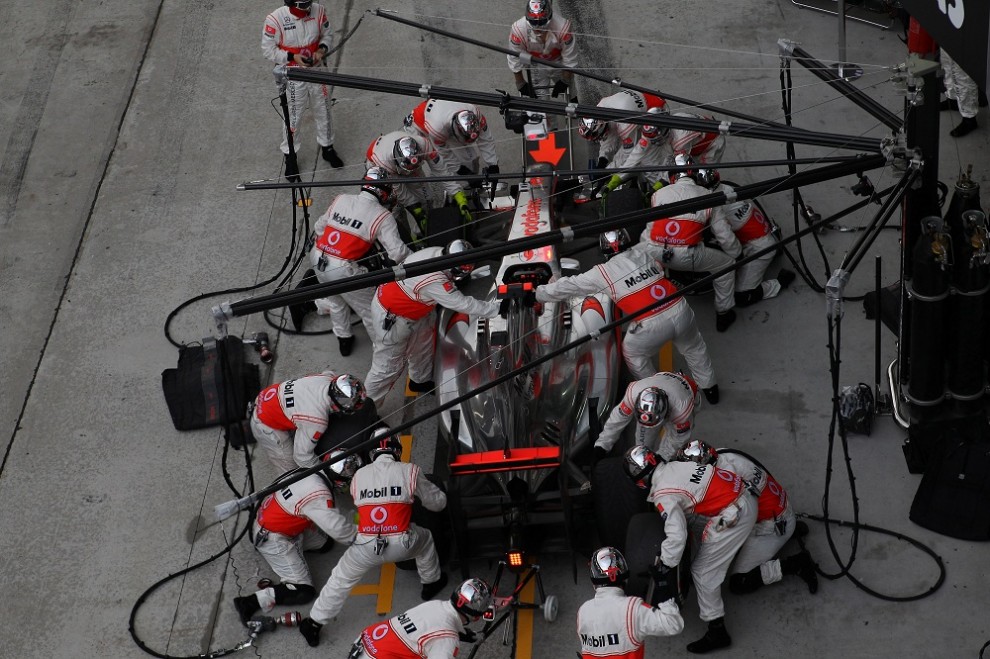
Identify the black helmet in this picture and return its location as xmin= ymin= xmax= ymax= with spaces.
xmin=443 ymin=239 xmax=475 ymax=281
xmin=328 ymin=374 xmax=366 ymax=415
xmin=370 ymin=426 xmax=403 ymax=460
xmin=526 ymin=0 xmax=552 ymax=27
xmin=675 ymin=440 xmax=718 ymax=466
xmin=839 ymin=383 xmax=874 ymax=435
xmin=450 ymin=578 xmax=494 ymax=619
xmin=599 ymin=229 xmax=632 ymax=258
xmin=451 ymin=110 xmax=482 ymax=144
xmin=589 ymin=546 xmax=629 ymax=586
xmin=362 ymin=167 xmax=396 ymax=209
xmin=624 ymin=445 xmax=661 ymax=489
xmin=393 ymin=136 xmax=423 ymax=173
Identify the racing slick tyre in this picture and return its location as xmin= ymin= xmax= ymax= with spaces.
xmin=624 ymin=512 xmax=691 ymax=606
xmin=409 ymin=474 xmax=452 ymax=567
xmin=314 ymin=402 xmax=382 ymax=466
xmin=592 ymin=457 xmax=650 ymax=552
xmin=603 ymin=187 xmax=646 ymax=241
xmin=427 ymin=205 xmax=466 ymax=248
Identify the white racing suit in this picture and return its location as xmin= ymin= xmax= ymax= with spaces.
xmin=365 ymin=247 xmax=500 ymax=406
xmin=716 ymin=452 xmax=795 ymax=581
xmin=715 ymin=183 xmax=782 ymax=302
xmin=366 ymin=131 xmax=460 ymax=209
xmin=595 ymin=372 xmax=701 ymax=460
xmin=648 ymin=461 xmax=757 ymax=622
xmin=535 ymin=244 xmax=715 ymax=386
xmin=309 ymin=455 xmax=447 ymax=625
xmin=595 ymin=91 xmax=667 ymax=170
xmin=261 ymin=4 xmax=334 ymax=154
xmin=506 ymin=15 xmax=577 ymax=98
xmin=669 ymin=112 xmax=725 ymax=164
xmin=641 ymin=177 xmax=741 ymax=314
xmin=622 ymin=131 xmax=675 ymax=188
xmin=943 ymin=50 xmax=979 ymax=119
xmin=576 ymin=586 xmax=684 ymax=658
xmin=349 ymin=600 xmax=465 ymax=658
xmin=248 ymin=470 xmax=357 ymax=610
xmin=250 ymin=370 xmax=339 ymax=471
xmin=403 ymin=99 xmax=499 ymax=187
xmin=309 ymin=191 xmax=411 ymax=340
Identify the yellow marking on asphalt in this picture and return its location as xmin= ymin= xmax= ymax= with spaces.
xmin=516 ymin=564 xmax=536 ymax=659
xmin=659 ymin=341 xmax=673 ymax=372
xmin=349 ymin=434 xmax=414 ymax=615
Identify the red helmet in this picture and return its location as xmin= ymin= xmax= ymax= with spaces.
xmin=526 ymin=0 xmax=552 ymax=27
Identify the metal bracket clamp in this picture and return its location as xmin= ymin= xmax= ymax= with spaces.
xmin=418 ymin=84 xmax=432 ymax=98
xmin=723 ymin=188 xmax=738 ymax=204
xmin=825 ymin=268 xmax=850 ymax=320
xmin=212 ymin=302 xmax=232 ymax=339
xmin=559 ymin=226 xmax=575 ymax=243
xmin=272 ymin=64 xmax=288 ymax=93
xmin=564 ymin=101 xmax=579 ymax=118
xmin=392 ymin=264 xmax=406 ymax=280
xmin=718 ymin=120 xmax=731 ymax=135
xmin=777 ymin=38 xmax=798 ymax=58
xmin=518 ymin=52 xmax=533 ymax=66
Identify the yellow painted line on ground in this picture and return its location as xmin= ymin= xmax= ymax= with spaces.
xmin=515 ymin=564 xmax=537 ymax=659
xmin=659 ymin=341 xmax=673 ymax=372
xmin=348 ymin=434 xmax=415 ymax=615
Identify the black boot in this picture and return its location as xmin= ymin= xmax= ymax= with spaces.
xmin=233 ymin=595 xmax=260 ymax=626
xmin=778 ymin=269 xmax=796 ymax=289
xmin=715 ymin=309 xmax=736 ymax=332
xmin=409 ymin=379 xmax=436 ymax=394
xmin=783 ymin=550 xmax=819 ymax=594
xmin=702 ymin=385 xmax=720 ymax=405
xmin=421 ymin=572 xmax=448 ymax=600
xmin=687 ymin=617 xmax=732 ymax=654
xmin=299 ymin=617 xmax=323 ymax=647
xmin=284 ymin=154 xmax=301 ymax=182
xmin=338 ymin=335 xmax=355 ymax=356
xmin=321 ymin=145 xmax=344 ymax=168
xmin=288 ymin=269 xmax=318 ymax=331
xmin=939 ymin=98 xmax=959 ymax=112
xmin=950 ymin=117 xmax=978 ymax=137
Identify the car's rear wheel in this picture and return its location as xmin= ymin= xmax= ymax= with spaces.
xmin=592 ymin=456 xmax=649 ymax=551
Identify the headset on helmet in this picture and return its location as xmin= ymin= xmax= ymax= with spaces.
xmin=635 ymin=387 xmax=669 ymax=427
xmin=526 ymin=0 xmax=552 ymax=27
xmin=624 ymin=445 xmax=662 ymax=489
xmin=361 ymin=167 xmax=395 ymax=209
xmin=675 ymin=440 xmax=718 ymax=466
xmin=599 ymin=229 xmax=632 ymax=258
xmin=641 ymin=104 xmax=671 ymax=141
xmin=443 ymin=239 xmax=475 ymax=282
xmin=578 ymin=117 xmax=608 ymax=142
xmin=589 ymin=546 xmax=629 ymax=586
xmin=450 ymin=578 xmax=494 ymax=619
xmin=323 ymin=449 xmax=362 ymax=482
xmin=370 ymin=426 xmax=403 ymax=460
xmin=451 ymin=110 xmax=481 ymax=144
xmin=393 ymin=136 xmax=423 ymax=173
xmin=328 ymin=374 xmax=366 ymax=415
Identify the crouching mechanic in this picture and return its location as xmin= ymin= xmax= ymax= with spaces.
xmin=675 ymin=440 xmax=818 ymax=595
xmin=403 ymin=99 xmax=500 ymax=221
xmin=535 ymin=229 xmax=716 ymax=388
xmin=346 ymin=577 xmax=493 ymax=658
xmin=251 ymin=371 xmax=367 ymax=472
xmin=232 ymin=451 xmax=361 ymax=625
xmin=669 ymin=112 xmax=726 ymax=165
xmin=577 ymin=546 xmax=684 ymax=658
xmin=624 ymin=445 xmax=758 ymax=654
xmin=290 ymin=168 xmax=411 ymax=355
xmin=299 ymin=430 xmax=449 ymax=647
xmin=507 ymin=0 xmax=578 ymax=102
xmin=365 ymin=239 xmax=500 ymax=407
xmin=595 ymin=371 xmax=703 ymax=464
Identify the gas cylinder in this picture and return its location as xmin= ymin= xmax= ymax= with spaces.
xmin=906 ymin=217 xmax=951 ymax=407
xmin=947 ymin=210 xmax=990 ymax=403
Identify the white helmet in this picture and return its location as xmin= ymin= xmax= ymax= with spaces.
xmin=450 ymin=578 xmax=494 ymax=619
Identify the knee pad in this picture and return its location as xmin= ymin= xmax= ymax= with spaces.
xmin=274 ymin=583 xmax=317 ymax=606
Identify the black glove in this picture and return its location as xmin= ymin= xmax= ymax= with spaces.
xmin=551 ymin=80 xmax=569 ymax=98
xmin=499 ymin=298 xmax=511 ymax=318
xmin=569 ymin=96 xmax=579 ymax=105
xmin=458 ymin=629 xmax=478 ymax=643
xmin=592 ymin=446 xmax=609 ymax=465
xmin=518 ymin=81 xmax=536 ymax=98
xmin=456 ymin=165 xmax=474 ymax=176
xmin=648 ymin=562 xmax=678 ymax=606
xmin=483 ymin=164 xmax=500 ymax=186
xmin=596 ymin=157 xmax=609 ymax=169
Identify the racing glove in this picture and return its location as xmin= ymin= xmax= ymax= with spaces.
xmin=453 ymin=190 xmax=473 ymax=223
xmin=483 ymin=164 xmax=500 ymax=186
xmin=551 ymin=80 xmax=569 ymax=98
xmin=652 ymin=180 xmax=666 ymax=192
xmin=648 ymin=561 xmax=678 ymax=606
xmin=458 ymin=630 xmax=479 ymax=643
xmin=498 ymin=298 xmax=512 ymax=318
xmin=518 ymin=81 xmax=536 ymax=98
xmin=409 ymin=204 xmax=429 ymax=232
xmin=603 ymin=175 xmax=623 ymax=195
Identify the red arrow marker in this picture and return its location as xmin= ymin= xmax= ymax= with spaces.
xmin=528 ymin=133 xmax=566 ymax=166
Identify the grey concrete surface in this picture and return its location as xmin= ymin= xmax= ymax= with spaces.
xmin=1 ymin=0 xmax=988 ymax=658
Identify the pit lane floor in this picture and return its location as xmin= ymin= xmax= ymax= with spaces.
xmin=1 ymin=1 xmax=988 ymax=657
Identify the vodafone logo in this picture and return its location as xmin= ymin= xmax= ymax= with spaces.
xmin=372 ymin=623 xmax=389 ymax=641
xmin=715 ymin=467 xmax=735 ymax=482
xmin=370 ymin=506 xmax=388 ymax=524
xmin=650 ymin=284 xmax=667 ymax=300
xmin=262 ymin=389 xmax=278 ymax=401
xmin=664 ymin=221 xmax=680 ymax=237
xmin=521 ymin=199 xmax=543 ymax=236
xmin=327 ymin=231 xmax=341 ymax=246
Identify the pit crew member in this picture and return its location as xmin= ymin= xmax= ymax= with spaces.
xmin=507 ymin=0 xmax=578 ymax=102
